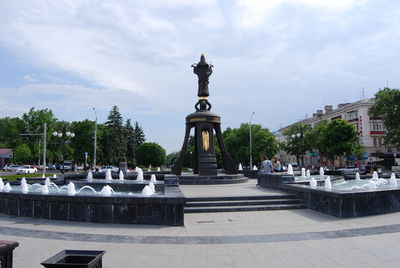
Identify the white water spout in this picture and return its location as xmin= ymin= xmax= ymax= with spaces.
xmin=149 ymin=181 xmax=155 ymax=193
xmin=368 ymin=180 xmax=377 ymax=190
xmin=45 ymin=177 xmax=51 ymax=186
xmin=41 ymin=185 xmax=49 ymax=195
xmin=42 ymin=173 xmax=45 ymax=178
xmin=142 ymin=185 xmax=153 ymax=196
xmin=355 ymin=172 xmax=361 ymax=181
xmin=53 ymin=174 xmax=57 ymax=178
xmin=253 ymin=165 xmax=258 ymax=170
xmin=0 ymin=178 xmax=4 ymax=192
xmin=136 ymin=168 xmax=144 ymax=181
xmin=238 ymin=163 xmax=243 ymax=171
xmin=287 ymin=164 xmax=294 ymax=175
xmin=119 ymin=170 xmax=124 ymax=180
xmin=301 ymin=168 xmax=306 ymax=177
xmin=150 ymin=174 xmax=157 ymax=184
xmin=319 ymin=167 xmax=324 ymax=176
xmin=157 ymin=167 xmax=160 ymax=172
xmin=105 ymin=169 xmax=113 ymax=180
xmin=135 ymin=167 xmax=140 ymax=172
xmin=306 ymin=170 xmax=311 ymax=177
xmin=372 ymin=171 xmax=379 ymax=180
xmin=21 ymin=178 xmax=29 ymax=194
xmin=310 ymin=177 xmax=317 ymax=188
xmin=4 ymin=183 xmax=12 ymax=193
xmin=100 ymin=185 xmax=114 ymax=197
xmin=86 ymin=170 xmax=93 ymax=181
xmin=67 ymin=182 xmax=76 ymax=196
xmin=324 ymin=176 xmax=332 ymax=190
xmin=389 ymin=173 xmax=398 ymax=188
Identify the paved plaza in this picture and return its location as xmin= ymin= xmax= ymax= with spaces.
xmin=2 ymin=180 xmax=400 ymax=267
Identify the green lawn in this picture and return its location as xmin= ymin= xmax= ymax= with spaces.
xmin=0 ymin=173 xmax=58 ymax=181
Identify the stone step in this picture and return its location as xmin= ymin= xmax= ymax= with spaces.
xmin=185 ymin=199 xmax=302 ymax=207
xmin=186 ymin=195 xmax=298 ymax=202
xmin=184 ymin=204 xmax=306 ymax=213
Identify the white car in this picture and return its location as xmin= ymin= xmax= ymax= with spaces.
xmin=16 ymin=165 xmax=38 ymax=174
xmin=100 ymin=166 xmax=119 ymax=172
xmin=3 ymin=165 xmax=21 ymax=172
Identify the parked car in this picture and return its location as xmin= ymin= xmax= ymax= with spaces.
xmin=46 ymin=164 xmax=56 ymax=170
xmin=2 ymin=165 xmax=21 ymax=172
xmin=16 ymin=165 xmax=38 ymax=174
xmin=100 ymin=166 xmax=119 ymax=172
xmin=337 ymin=166 xmax=359 ymax=174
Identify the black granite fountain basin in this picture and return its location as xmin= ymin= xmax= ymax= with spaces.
xmin=0 ymin=177 xmax=185 ymax=226
xmin=284 ymin=183 xmax=400 ymax=218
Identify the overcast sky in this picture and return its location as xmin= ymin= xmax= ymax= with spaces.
xmin=1 ymin=0 xmax=399 ymax=153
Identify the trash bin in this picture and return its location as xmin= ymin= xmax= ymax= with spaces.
xmin=41 ymin=250 xmax=105 ymax=268
xmin=0 ymin=240 xmax=19 ymax=268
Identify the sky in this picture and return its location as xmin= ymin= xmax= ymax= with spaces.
xmin=1 ymin=0 xmax=400 ymax=153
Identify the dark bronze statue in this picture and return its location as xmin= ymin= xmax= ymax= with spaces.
xmin=192 ymin=54 xmax=213 ymax=97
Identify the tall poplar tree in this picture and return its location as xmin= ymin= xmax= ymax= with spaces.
xmin=105 ymin=106 xmax=126 ymax=165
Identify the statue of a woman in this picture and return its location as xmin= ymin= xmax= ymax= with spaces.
xmin=192 ymin=54 xmax=213 ymax=97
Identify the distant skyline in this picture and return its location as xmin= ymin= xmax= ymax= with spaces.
xmin=1 ymin=0 xmax=399 ymax=153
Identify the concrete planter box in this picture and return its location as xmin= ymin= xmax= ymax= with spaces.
xmin=41 ymin=250 xmax=105 ymax=268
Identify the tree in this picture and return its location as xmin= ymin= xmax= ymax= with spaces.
xmin=321 ymin=119 xmax=359 ymax=167
xmin=283 ymin=123 xmax=312 ymax=167
xmin=104 ymin=106 xmax=126 ymax=165
xmin=369 ymin=87 xmax=400 ymax=149
xmin=133 ymin=121 xmax=145 ymax=149
xmin=70 ymin=120 xmax=95 ymax=164
xmin=14 ymin=144 xmax=32 ymax=164
xmin=166 ymin=151 xmax=180 ymax=167
xmin=223 ymin=123 xmax=278 ymax=166
xmin=136 ymin=142 xmax=166 ymax=167
xmin=0 ymin=117 xmax=24 ymax=148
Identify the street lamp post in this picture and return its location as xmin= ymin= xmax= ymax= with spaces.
xmin=93 ymin=107 xmax=97 ymax=171
xmin=53 ymin=130 xmax=75 ymax=173
xmin=20 ymin=123 xmax=47 ymax=177
xmin=249 ymin=112 xmax=255 ymax=170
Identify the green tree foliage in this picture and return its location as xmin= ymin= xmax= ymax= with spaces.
xmin=322 ymin=119 xmax=359 ymax=161
xmin=104 ymin=106 xmax=126 ymax=165
xmin=125 ymin=120 xmax=145 ymax=166
xmin=223 ymin=123 xmax=278 ymax=166
xmin=14 ymin=144 xmax=32 ymax=164
xmin=136 ymin=142 xmax=166 ymax=167
xmin=70 ymin=120 xmax=95 ymax=164
xmin=283 ymin=123 xmax=312 ymax=167
xmin=166 ymin=151 xmax=180 ymax=167
xmin=0 ymin=117 xmax=24 ymax=148
xmin=369 ymin=87 xmax=400 ymax=149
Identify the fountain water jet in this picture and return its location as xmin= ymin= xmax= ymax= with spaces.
xmin=238 ymin=163 xmax=243 ymax=171
xmin=253 ymin=165 xmax=258 ymax=170
xmin=67 ymin=182 xmax=76 ymax=196
xmin=100 ymin=185 xmax=114 ymax=197
xmin=142 ymin=185 xmax=153 ymax=196
xmin=287 ymin=164 xmax=294 ymax=175
xmin=0 ymin=178 xmax=4 ymax=192
xmin=4 ymin=183 xmax=11 ymax=193
xmin=41 ymin=185 xmax=49 ymax=195
xmin=149 ymin=181 xmax=155 ymax=193
xmin=319 ymin=167 xmax=324 ymax=176
xmin=355 ymin=173 xmax=361 ymax=181
xmin=105 ymin=169 xmax=113 ymax=180
xmin=310 ymin=177 xmax=317 ymax=189
xmin=77 ymin=186 xmax=97 ymax=194
xmin=21 ymin=178 xmax=29 ymax=194
xmin=306 ymin=170 xmax=311 ymax=177
xmin=324 ymin=176 xmax=332 ymax=190
xmin=301 ymin=168 xmax=306 ymax=178
xmin=119 ymin=170 xmax=124 ymax=180
xmin=150 ymin=174 xmax=157 ymax=184
xmin=86 ymin=170 xmax=93 ymax=181
xmin=136 ymin=168 xmax=144 ymax=181
xmin=389 ymin=173 xmax=398 ymax=188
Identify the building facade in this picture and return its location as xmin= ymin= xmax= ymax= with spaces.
xmin=276 ymin=98 xmax=393 ymax=168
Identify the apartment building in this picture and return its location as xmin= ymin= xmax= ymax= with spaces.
xmin=276 ymin=98 xmax=394 ymax=168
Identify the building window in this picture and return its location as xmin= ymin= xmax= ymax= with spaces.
xmin=371 ymin=122 xmax=384 ymax=131
xmin=346 ymin=110 xmax=358 ymax=120
xmin=353 ymin=122 xmax=359 ymax=130
xmin=373 ymin=137 xmax=384 ymax=147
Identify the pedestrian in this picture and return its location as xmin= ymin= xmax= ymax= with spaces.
xmin=261 ymin=156 xmax=273 ymax=174
xmin=273 ymin=157 xmax=282 ymax=172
